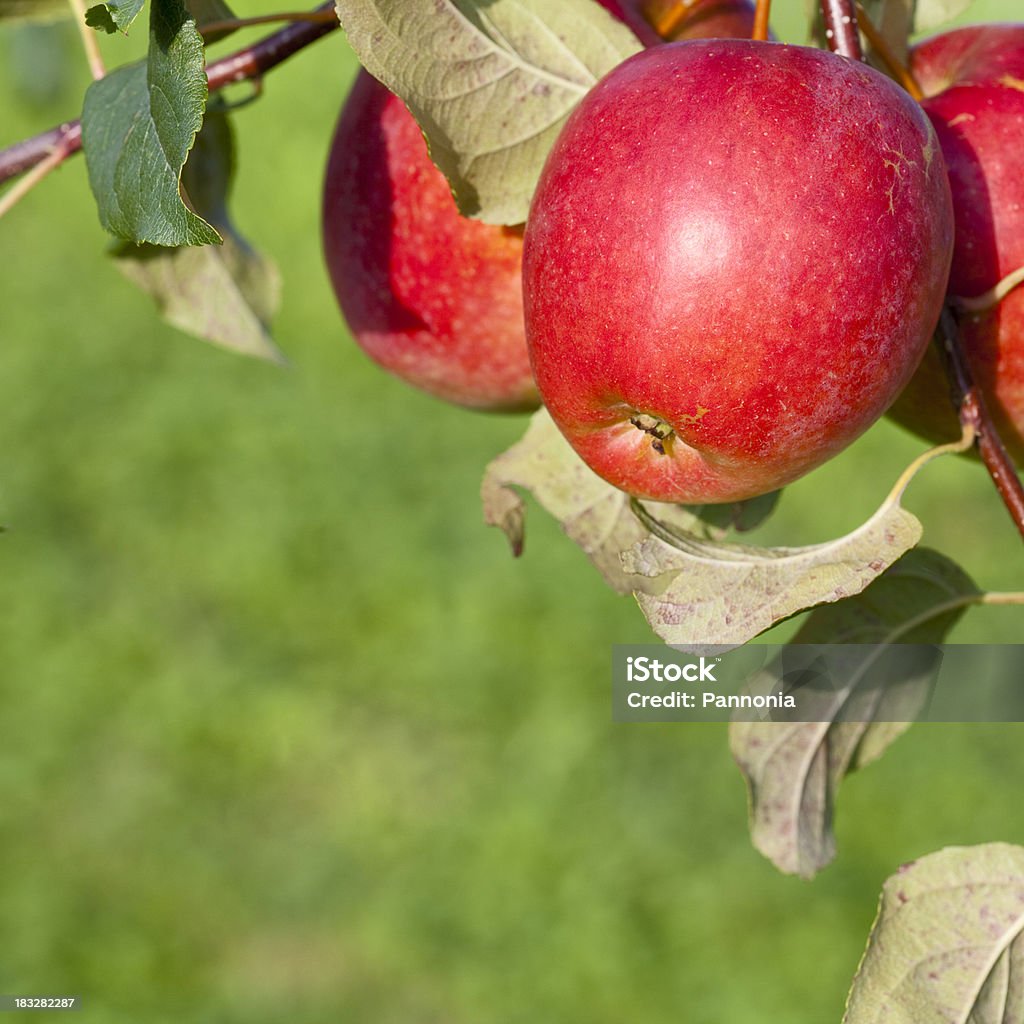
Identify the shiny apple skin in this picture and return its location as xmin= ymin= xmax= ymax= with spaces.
xmin=597 ymin=0 xmax=757 ymax=45
xmin=322 ymin=72 xmax=539 ymax=411
xmin=523 ymin=41 xmax=954 ymax=503
xmin=888 ymin=25 xmax=1024 ymax=461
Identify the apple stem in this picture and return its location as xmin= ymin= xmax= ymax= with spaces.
xmin=752 ymin=0 xmax=771 ymax=42
xmin=820 ymin=0 xmax=863 ymax=61
xmin=853 ymin=2 xmax=924 ymax=101
xmin=953 ymin=265 xmax=1024 ymax=314
xmin=936 ymin=308 xmax=1024 ymax=540
xmin=0 ymin=2 xmax=339 ymax=189
xmin=642 ymin=0 xmax=695 ymax=40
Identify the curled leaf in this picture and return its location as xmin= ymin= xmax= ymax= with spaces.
xmin=334 ymin=0 xmax=641 ymax=224
xmin=845 ymin=843 xmax=1024 ymax=1023
xmin=81 ymin=0 xmax=219 ymax=246
xmin=730 ymin=548 xmax=978 ymax=878
xmin=482 ymin=411 xmax=776 ymax=591
xmin=112 ymin=106 xmax=283 ymax=362
xmin=622 ymin=434 xmax=971 ymax=650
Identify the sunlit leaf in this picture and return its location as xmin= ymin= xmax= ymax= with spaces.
xmin=731 ymin=549 xmax=977 ymax=878
xmin=845 ymin=843 xmax=1024 ymax=1023
xmin=81 ymin=0 xmax=219 ymax=246
xmin=334 ymin=0 xmax=642 ymax=224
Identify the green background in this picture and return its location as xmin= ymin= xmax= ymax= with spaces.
xmin=1 ymin=3 xmax=1022 ymax=1021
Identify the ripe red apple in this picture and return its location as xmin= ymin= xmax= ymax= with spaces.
xmin=887 ymin=25 xmax=1024 ymax=462
xmin=523 ymin=41 xmax=954 ymax=504
xmin=322 ymin=72 xmax=538 ymax=411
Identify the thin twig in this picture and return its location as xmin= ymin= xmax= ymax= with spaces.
xmin=820 ymin=0 xmax=862 ymax=61
xmin=0 ymin=2 xmax=339 ymax=188
xmin=67 ymin=0 xmax=106 ymax=79
xmin=854 ymin=1 xmax=923 ymax=100
xmin=0 ymin=134 xmax=76 ymax=220
xmin=200 ymin=8 xmax=339 ymax=41
xmin=935 ymin=308 xmax=1024 ymax=540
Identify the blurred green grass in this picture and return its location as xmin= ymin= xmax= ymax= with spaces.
xmin=1 ymin=4 xmax=1023 ymax=1022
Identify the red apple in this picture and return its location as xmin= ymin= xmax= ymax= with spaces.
xmin=322 ymin=72 xmax=538 ymax=411
xmin=887 ymin=25 xmax=1024 ymax=462
xmin=523 ymin=41 xmax=954 ymax=503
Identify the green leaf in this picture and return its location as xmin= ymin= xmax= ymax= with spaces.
xmin=334 ymin=0 xmax=642 ymax=225
xmin=85 ymin=0 xmax=145 ymax=33
xmin=730 ymin=549 xmax=977 ymax=878
xmin=845 ymin=843 xmax=1024 ymax=1023
xmin=81 ymin=0 xmax=219 ymax=246
xmin=0 ymin=0 xmax=69 ymax=23
xmin=482 ymin=410 xmax=777 ymax=590
xmin=112 ymin=106 xmax=284 ymax=362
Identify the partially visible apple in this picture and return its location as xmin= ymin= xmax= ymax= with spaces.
xmin=322 ymin=72 xmax=538 ymax=411
xmin=888 ymin=25 xmax=1024 ymax=462
xmin=523 ymin=41 xmax=954 ymax=504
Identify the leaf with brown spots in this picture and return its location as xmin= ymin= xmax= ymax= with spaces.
xmin=845 ymin=843 xmax=1024 ymax=1023
xmin=730 ymin=548 xmax=977 ymax=879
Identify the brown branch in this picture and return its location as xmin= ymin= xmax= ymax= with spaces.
xmin=820 ymin=0 xmax=862 ymax=61
xmin=936 ymin=307 xmax=1024 ymax=539
xmin=0 ymin=2 xmax=338 ymax=189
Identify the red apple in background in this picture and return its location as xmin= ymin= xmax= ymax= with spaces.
xmin=887 ymin=25 xmax=1024 ymax=462
xmin=523 ymin=41 xmax=954 ymax=504
xmin=322 ymin=72 xmax=538 ymax=411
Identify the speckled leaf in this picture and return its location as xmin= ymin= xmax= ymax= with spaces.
xmin=81 ymin=0 xmax=219 ymax=246
xmin=0 ymin=0 xmax=68 ymax=22
xmin=845 ymin=844 xmax=1024 ymax=1023
xmin=334 ymin=0 xmax=642 ymax=224
xmin=619 ymin=432 xmax=973 ymax=650
xmin=112 ymin=107 xmax=283 ymax=362
xmin=730 ymin=549 xmax=976 ymax=879
xmin=85 ymin=0 xmax=145 ymax=33
xmin=482 ymin=411 xmax=775 ymax=591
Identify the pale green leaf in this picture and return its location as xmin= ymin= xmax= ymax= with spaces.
xmin=334 ymin=0 xmax=642 ymax=224
xmin=620 ymin=435 xmax=972 ymax=649
xmin=112 ymin=107 xmax=283 ymax=362
xmin=482 ymin=410 xmax=776 ymax=591
xmin=845 ymin=844 xmax=1024 ymax=1023
xmin=81 ymin=0 xmax=219 ymax=246
xmin=730 ymin=549 xmax=977 ymax=878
